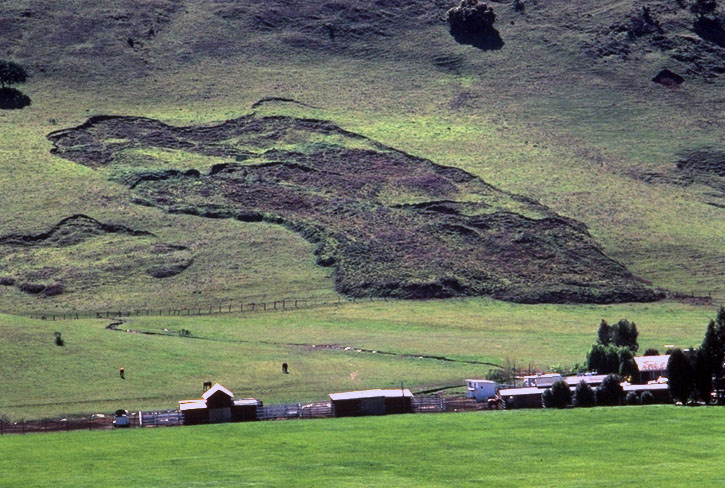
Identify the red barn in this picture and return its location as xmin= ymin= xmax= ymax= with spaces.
xmin=179 ymin=383 xmax=261 ymax=425
xmin=329 ymin=389 xmax=413 ymax=417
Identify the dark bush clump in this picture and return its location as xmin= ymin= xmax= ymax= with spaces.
xmin=18 ymin=282 xmax=45 ymax=294
xmin=447 ymin=0 xmax=496 ymax=37
xmin=640 ymin=391 xmax=655 ymax=404
xmin=0 ymin=276 xmax=15 ymax=286
xmin=573 ymin=380 xmax=596 ymax=408
xmin=596 ymin=374 xmax=624 ymax=406
xmin=643 ymin=348 xmax=660 ymax=356
xmin=43 ymin=283 xmax=64 ymax=297
xmin=446 ymin=0 xmax=503 ymax=50
xmin=542 ymin=379 xmax=572 ymax=408
xmin=625 ymin=391 xmax=641 ymax=405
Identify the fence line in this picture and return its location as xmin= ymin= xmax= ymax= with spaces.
xmin=1 ymin=395 xmax=506 ymax=435
xmin=25 ymin=293 xmax=400 ymax=321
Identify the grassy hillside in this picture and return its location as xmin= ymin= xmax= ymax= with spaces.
xmin=0 ymin=0 xmax=724 ymax=313
xmin=0 ymin=300 xmax=716 ymax=420
xmin=3 ymin=407 xmax=725 ymax=487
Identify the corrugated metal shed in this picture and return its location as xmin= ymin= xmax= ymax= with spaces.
xmin=329 ymin=389 xmax=413 ymax=401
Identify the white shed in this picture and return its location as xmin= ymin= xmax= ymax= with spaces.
xmin=465 ymin=379 xmax=498 ymax=402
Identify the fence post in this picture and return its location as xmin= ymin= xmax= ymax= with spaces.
xmin=22 ymin=421 xmax=25 ymax=434
xmin=282 ymin=299 xmax=286 ymax=309
xmin=228 ymin=304 xmax=231 ymax=313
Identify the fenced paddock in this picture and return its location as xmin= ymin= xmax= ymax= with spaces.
xmin=0 ymin=396 xmax=502 ymax=435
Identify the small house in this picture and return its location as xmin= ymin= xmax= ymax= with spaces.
xmin=465 ymin=379 xmax=498 ymax=402
xmin=329 ymin=389 xmax=413 ymax=417
xmin=634 ymin=355 xmax=670 ymax=383
xmin=179 ymin=383 xmax=261 ymax=425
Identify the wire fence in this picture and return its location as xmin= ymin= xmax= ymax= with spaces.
xmin=25 ymin=294 xmax=401 ymax=321
xmin=0 ymin=395 xmax=504 ymax=435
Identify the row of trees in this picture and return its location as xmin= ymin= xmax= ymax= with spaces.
xmin=667 ymin=307 xmax=725 ymax=404
xmin=542 ymin=374 xmax=655 ymax=408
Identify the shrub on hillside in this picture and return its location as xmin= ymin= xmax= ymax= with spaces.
xmin=43 ymin=283 xmax=64 ymax=297
xmin=596 ymin=374 xmax=624 ymax=406
xmin=0 ymin=276 xmax=15 ymax=286
xmin=447 ymin=0 xmax=496 ymax=37
xmin=573 ymin=380 xmax=596 ymax=408
xmin=18 ymin=282 xmax=45 ymax=294
xmin=542 ymin=379 xmax=571 ymax=408
xmin=643 ymin=348 xmax=660 ymax=356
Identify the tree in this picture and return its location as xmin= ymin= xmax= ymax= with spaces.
xmin=0 ymin=60 xmax=30 ymax=110
xmin=597 ymin=319 xmax=611 ymax=346
xmin=596 ymin=374 xmax=624 ymax=406
xmin=573 ymin=380 xmax=596 ymax=408
xmin=543 ymin=379 xmax=571 ymax=408
xmin=693 ymin=347 xmax=713 ymax=403
xmin=618 ymin=348 xmax=640 ymax=383
xmin=0 ymin=60 xmax=27 ymax=89
xmin=612 ymin=319 xmax=639 ymax=352
xmin=643 ymin=348 xmax=660 ymax=356
xmin=667 ymin=348 xmax=694 ymax=404
xmin=447 ymin=0 xmax=496 ymax=36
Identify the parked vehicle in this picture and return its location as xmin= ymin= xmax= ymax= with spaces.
xmin=113 ymin=409 xmax=130 ymax=428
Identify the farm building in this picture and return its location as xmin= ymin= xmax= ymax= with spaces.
xmin=466 ymin=379 xmax=498 ymax=402
xmin=521 ymin=373 xmax=562 ymax=388
xmin=564 ymin=374 xmax=608 ymax=388
xmin=329 ymin=389 xmax=413 ymax=417
xmin=499 ymin=387 xmax=543 ymax=409
xmin=178 ymin=383 xmax=261 ymax=425
xmin=634 ymin=355 xmax=670 ymax=383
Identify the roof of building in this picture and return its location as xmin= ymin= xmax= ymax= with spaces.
xmin=499 ymin=387 xmax=543 ymax=396
xmin=329 ymin=389 xmax=413 ymax=401
xmin=178 ymin=399 xmax=207 ymax=411
xmin=623 ymin=383 xmax=669 ymax=392
xmin=564 ymin=374 xmax=609 ymax=386
xmin=233 ymin=398 xmax=262 ymax=406
xmin=634 ymin=355 xmax=670 ymax=371
xmin=465 ymin=379 xmax=496 ymax=384
xmin=202 ymin=383 xmax=234 ymax=400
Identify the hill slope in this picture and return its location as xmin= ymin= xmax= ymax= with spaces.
xmin=0 ymin=0 xmax=723 ymax=312
xmin=44 ymin=113 xmax=657 ymax=303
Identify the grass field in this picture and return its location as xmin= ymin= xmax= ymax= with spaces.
xmin=1 ymin=299 xmax=718 ymax=420
xmin=2 ymin=406 xmax=725 ymax=487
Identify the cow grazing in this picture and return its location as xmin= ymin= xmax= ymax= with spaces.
xmin=203 ymin=381 xmax=212 ymax=391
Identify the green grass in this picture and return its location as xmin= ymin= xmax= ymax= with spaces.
xmin=2 ymin=406 xmax=725 ymax=487
xmin=0 ymin=299 xmax=717 ymax=420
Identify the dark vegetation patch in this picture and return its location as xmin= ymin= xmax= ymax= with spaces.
xmin=0 ymin=214 xmax=153 ymax=247
xmin=0 ymin=87 xmax=31 ymax=110
xmin=250 ymin=97 xmax=316 ymax=109
xmin=147 ymin=257 xmax=194 ymax=278
xmin=587 ymin=2 xmax=725 ymax=78
xmin=446 ymin=0 xmax=503 ymax=51
xmin=0 ymin=276 xmax=16 ymax=286
xmin=652 ymin=68 xmax=685 ymax=86
xmin=18 ymin=282 xmax=45 ymax=294
xmin=48 ymin=114 xmax=660 ymax=304
xmin=634 ymin=149 xmax=725 ymax=206
xmin=693 ymin=16 xmax=725 ymax=47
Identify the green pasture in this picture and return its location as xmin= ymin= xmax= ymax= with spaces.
xmin=0 ymin=299 xmax=717 ymax=420
xmin=2 ymin=406 xmax=724 ymax=487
